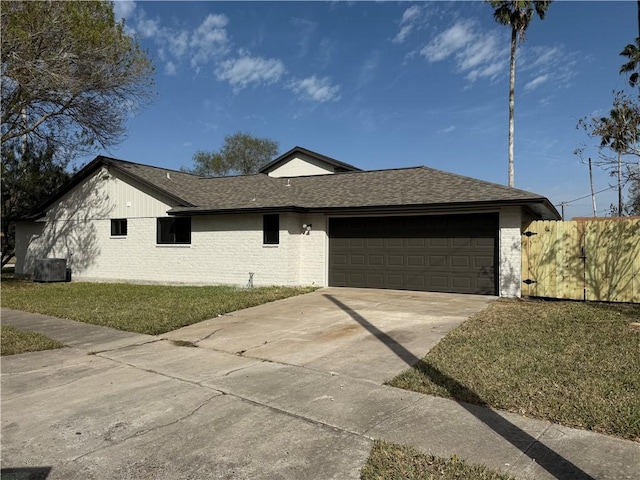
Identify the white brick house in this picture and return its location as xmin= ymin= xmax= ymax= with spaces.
xmin=15 ymin=147 xmax=560 ymax=297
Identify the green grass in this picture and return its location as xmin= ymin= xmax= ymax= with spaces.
xmin=1 ymin=325 xmax=65 ymax=356
xmin=360 ymin=440 xmax=514 ymax=480
xmin=389 ymin=299 xmax=640 ymax=441
xmin=1 ymin=278 xmax=316 ymax=335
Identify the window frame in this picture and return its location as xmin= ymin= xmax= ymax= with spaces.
xmin=110 ymin=218 xmax=128 ymax=237
xmin=157 ymin=217 xmax=191 ymax=245
xmin=263 ymin=214 xmax=279 ymax=245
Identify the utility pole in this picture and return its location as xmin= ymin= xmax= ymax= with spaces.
xmin=560 ymin=202 xmax=566 ymax=221
xmin=589 ymin=158 xmax=597 ymax=217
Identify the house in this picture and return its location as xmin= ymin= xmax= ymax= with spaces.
xmin=14 ymin=146 xmax=560 ymax=297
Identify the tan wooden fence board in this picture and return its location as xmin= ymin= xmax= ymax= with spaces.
xmin=522 ymin=218 xmax=640 ymax=303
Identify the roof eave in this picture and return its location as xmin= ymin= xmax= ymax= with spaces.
xmin=167 ymin=205 xmax=308 ymax=216
xmin=166 ymin=198 xmax=560 ymax=219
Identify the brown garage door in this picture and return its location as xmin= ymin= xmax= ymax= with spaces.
xmin=329 ymin=214 xmax=498 ymax=294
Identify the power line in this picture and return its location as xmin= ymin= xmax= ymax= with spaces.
xmin=554 ymin=185 xmax=617 ymax=207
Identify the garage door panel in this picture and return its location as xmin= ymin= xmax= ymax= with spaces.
xmin=350 ymin=255 xmax=365 ymax=265
xmin=369 ymin=254 xmax=384 ymax=266
xmin=451 ymin=256 xmax=470 ymax=268
xmin=407 ymin=255 xmax=425 ymax=267
xmin=329 ymin=214 xmax=497 ymax=295
xmin=368 ymin=238 xmax=384 ymax=247
xmin=475 ymin=255 xmax=494 ymax=268
xmin=387 ymin=238 xmax=403 ymax=247
xmin=388 ymin=255 xmax=404 ymax=266
xmin=429 ymin=237 xmax=447 ymax=247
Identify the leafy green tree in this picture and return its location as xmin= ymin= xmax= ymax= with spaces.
xmin=1 ymin=0 xmax=154 ymax=156
xmin=488 ymin=0 xmax=552 ymax=187
xmin=577 ymin=92 xmax=640 ymax=216
xmin=1 ymin=1 xmax=154 ymax=266
xmin=1 ymin=141 xmax=70 ymax=267
xmin=187 ymin=132 xmax=279 ymax=176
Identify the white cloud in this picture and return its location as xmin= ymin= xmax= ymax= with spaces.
xmin=113 ymin=0 xmax=136 ymax=21
xmin=137 ymin=17 xmax=160 ymax=38
xmin=393 ymin=5 xmax=422 ymax=44
xmin=421 ymin=20 xmax=475 ymax=62
xmin=164 ymin=61 xmax=177 ymax=76
xmin=438 ymin=125 xmax=456 ymax=134
xmin=357 ymin=50 xmax=379 ymax=89
xmin=524 ymin=74 xmax=549 ymax=91
xmin=521 ymin=45 xmax=578 ymax=91
xmin=123 ymin=6 xmax=230 ymax=75
xmin=402 ymin=5 xmax=422 ymax=24
xmin=288 ymin=76 xmax=341 ymax=102
xmin=216 ymin=55 xmax=286 ymax=90
xmin=421 ymin=20 xmax=507 ymax=83
xmin=168 ymin=31 xmax=189 ymax=58
xmin=190 ymin=14 xmax=230 ymax=66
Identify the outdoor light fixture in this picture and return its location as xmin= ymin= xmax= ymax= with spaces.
xmin=302 ymin=223 xmax=312 ymax=234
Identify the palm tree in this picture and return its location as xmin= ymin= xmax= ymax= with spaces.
xmin=620 ymin=37 xmax=640 ymax=88
xmin=488 ymin=1 xmax=552 ymax=187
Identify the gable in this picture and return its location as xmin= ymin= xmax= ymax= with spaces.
xmin=266 ymin=153 xmax=337 ymax=177
xmin=259 ymin=146 xmax=362 ymax=177
xmin=42 ymin=166 xmax=177 ymax=222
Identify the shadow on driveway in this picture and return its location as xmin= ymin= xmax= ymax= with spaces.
xmin=324 ymin=293 xmax=594 ymax=480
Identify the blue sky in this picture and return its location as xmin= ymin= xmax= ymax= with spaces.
xmin=102 ymin=1 xmax=637 ymax=218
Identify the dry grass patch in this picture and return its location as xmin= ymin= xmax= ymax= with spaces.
xmin=389 ymin=299 xmax=640 ymax=441
xmin=1 ymin=278 xmax=316 ymax=335
xmin=360 ymin=440 xmax=514 ymax=480
xmin=1 ymin=325 xmax=65 ymax=356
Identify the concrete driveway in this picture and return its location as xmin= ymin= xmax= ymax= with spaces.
xmin=161 ymin=287 xmax=494 ymax=383
xmin=1 ymin=288 xmax=493 ymax=479
xmin=5 ymin=289 xmax=634 ymax=480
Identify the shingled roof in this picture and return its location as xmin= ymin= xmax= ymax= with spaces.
xmin=33 ymin=153 xmax=560 ymax=220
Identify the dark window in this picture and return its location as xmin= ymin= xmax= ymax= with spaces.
xmin=263 ymin=214 xmax=279 ymax=245
xmin=111 ymin=219 xmax=127 ymax=236
xmin=157 ymin=217 xmax=191 ymax=244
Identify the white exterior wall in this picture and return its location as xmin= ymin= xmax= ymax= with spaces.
xmin=14 ymin=163 xmax=526 ymax=295
xmin=15 ymin=166 xmax=329 ymax=287
xmin=267 ymin=155 xmax=335 ymax=177
xmin=498 ymin=206 xmax=523 ymax=297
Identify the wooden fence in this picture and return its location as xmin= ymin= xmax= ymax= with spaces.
xmin=521 ymin=217 xmax=640 ymax=303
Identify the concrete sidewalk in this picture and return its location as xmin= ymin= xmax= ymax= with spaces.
xmin=2 ymin=308 xmax=639 ymax=480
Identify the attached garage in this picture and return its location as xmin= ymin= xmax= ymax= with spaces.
xmin=329 ymin=213 xmax=498 ymax=295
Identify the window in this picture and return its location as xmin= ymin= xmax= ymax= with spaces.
xmin=263 ymin=214 xmax=279 ymax=245
xmin=157 ymin=217 xmax=191 ymax=244
xmin=111 ymin=219 xmax=127 ymax=236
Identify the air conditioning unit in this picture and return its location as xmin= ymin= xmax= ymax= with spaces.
xmin=33 ymin=258 xmax=68 ymax=282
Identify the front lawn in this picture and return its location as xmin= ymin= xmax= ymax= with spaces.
xmin=360 ymin=440 xmax=514 ymax=480
xmin=389 ymin=299 xmax=640 ymax=441
xmin=1 ymin=278 xmax=315 ymax=335
xmin=1 ymin=325 xmax=65 ymax=356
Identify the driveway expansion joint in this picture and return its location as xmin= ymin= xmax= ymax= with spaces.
xmin=504 ymin=421 xmax=554 ymax=476
xmin=83 ymin=338 xmax=164 ymax=356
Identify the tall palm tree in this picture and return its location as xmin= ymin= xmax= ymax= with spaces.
xmin=488 ymin=1 xmax=552 ymax=187
xmin=620 ymin=37 xmax=640 ymax=88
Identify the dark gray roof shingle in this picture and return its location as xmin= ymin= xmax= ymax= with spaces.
xmin=34 ymin=154 xmax=560 ymax=220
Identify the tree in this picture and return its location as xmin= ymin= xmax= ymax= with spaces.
xmin=1 ymin=1 xmax=154 ymax=267
xmin=187 ymin=132 xmax=279 ymax=176
xmin=1 ymin=141 xmax=71 ymax=267
xmin=488 ymin=1 xmax=552 ymax=187
xmin=627 ymin=175 xmax=640 ymax=214
xmin=577 ymin=92 xmax=640 ymax=216
xmin=1 ymin=1 xmax=154 ymax=157
xmin=620 ymin=37 xmax=640 ymax=88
